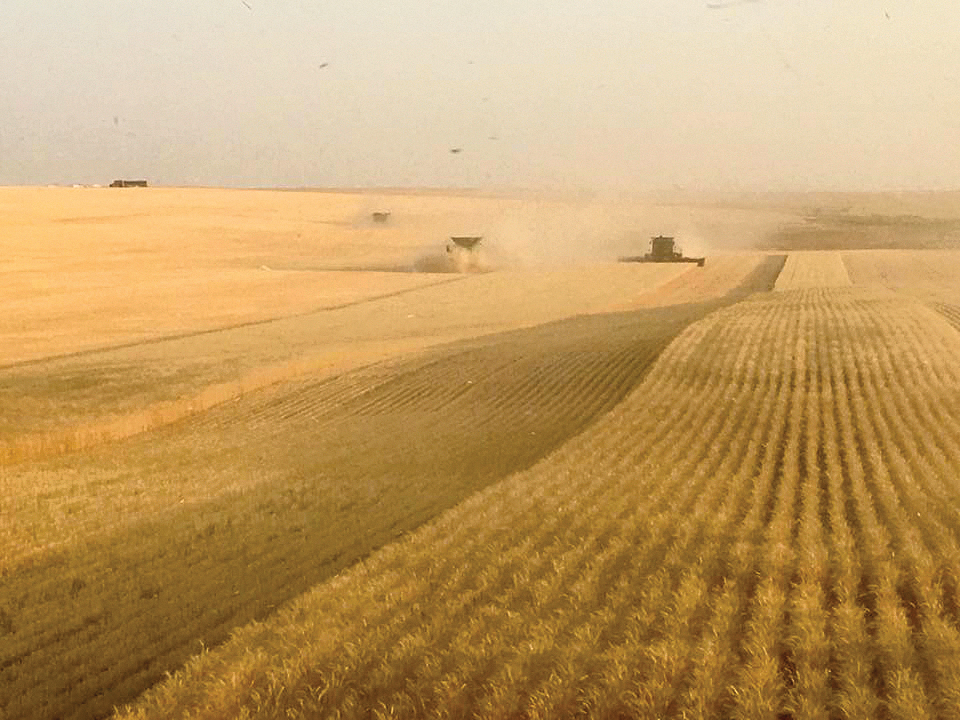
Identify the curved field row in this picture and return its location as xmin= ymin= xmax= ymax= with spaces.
xmin=0 ymin=262 xmax=694 ymax=454
xmin=118 ymin=286 xmax=960 ymax=720
xmin=0 ymin=297 xmax=734 ymax=720
xmin=775 ymin=250 xmax=852 ymax=290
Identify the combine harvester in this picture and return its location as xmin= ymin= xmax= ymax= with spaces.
xmin=620 ymin=235 xmax=705 ymax=267
xmin=445 ymin=236 xmax=486 ymax=272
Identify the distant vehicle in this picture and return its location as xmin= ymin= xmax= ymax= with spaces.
xmin=446 ymin=236 xmax=484 ymax=272
xmin=620 ymin=235 xmax=705 ymax=267
xmin=109 ymin=179 xmax=148 ymax=188
xmin=371 ymin=211 xmax=391 ymax=223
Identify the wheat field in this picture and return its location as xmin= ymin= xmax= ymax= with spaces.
xmin=3 ymin=188 xmax=960 ymax=719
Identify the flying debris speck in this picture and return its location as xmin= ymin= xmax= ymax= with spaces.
xmin=449 ymin=147 xmax=463 ymax=154
xmin=318 ymin=62 xmax=329 ymax=69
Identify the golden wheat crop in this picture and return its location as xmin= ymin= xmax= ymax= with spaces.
xmin=115 ymin=285 xmax=960 ymax=720
xmin=774 ymin=251 xmax=852 ymax=290
xmin=0 ymin=257 xmax=787 ymax=720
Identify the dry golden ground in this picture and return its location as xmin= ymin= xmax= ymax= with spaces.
xmin=6 ymin=187 xmax=960 ymax=719
xmin=0 ymin=187 xmax=775 ymax=460
xmin=117 ymin=284 xmax=960 ymax=720
xmin=843 ymin=249 xmax=960 ymax=304
xmin=0 ymin=258 xmax=785 ymax=720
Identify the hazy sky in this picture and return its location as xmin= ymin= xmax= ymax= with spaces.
xmin=2 ymin=1 xmax=958 ymax=190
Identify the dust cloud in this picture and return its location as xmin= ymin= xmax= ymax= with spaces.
xmin=407 ymin=195 xmax=748 ymax=273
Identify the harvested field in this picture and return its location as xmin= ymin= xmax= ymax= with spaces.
xmin=119 ymin=286 xmax=960 ymax=720
xmin=843 ymin=249 xmax=960 ymax=303
xmin=0 ymin=262 xmax=710 ymax=458
xmin=6 ymin=186 xmax=960 ymax=720
xmin=624 ymin=253 xmax=775 ymax=308
xmin=843 ymin=249 xmax=960 ymax=335
xmin=0 ymin=249 xmax=784 ymax=720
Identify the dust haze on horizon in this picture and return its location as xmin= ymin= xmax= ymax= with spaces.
xmin=2 ymin=1 xmax=958 ymax=192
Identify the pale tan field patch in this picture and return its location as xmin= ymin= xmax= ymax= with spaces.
xmin=0 ymin=261 xmax=687 ymax=454
xmin=775 ymin=251 xmax=852 ymax=290
xmin=0 ymin=269 xmax=443 ymax=365
xmin=843 ymin=249 xmax=960 ymax=304
xmin=0 ymin=186 xmax=782 ymax=366
xmin=621 ymin=253 xmax=773 ymax=308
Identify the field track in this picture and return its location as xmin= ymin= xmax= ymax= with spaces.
xmin=119 ymin=284 xmax=960 ymax=719
xmin=0 ymin=257 xmax=784 ymax=720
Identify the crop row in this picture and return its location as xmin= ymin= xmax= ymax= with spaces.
xmin=119 ymin=286 xmax=960 ymax=719
xmin=0 ymin=301 xmax=720 ymax=720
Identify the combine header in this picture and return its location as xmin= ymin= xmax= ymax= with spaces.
xmin=445 ymin=236 xmax=484 ymax=272
xmin=620 ymin=235 xmax=705 ymax=267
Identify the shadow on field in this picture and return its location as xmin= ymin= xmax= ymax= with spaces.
xmin=0 ymin=256 xmax=785 ymax=720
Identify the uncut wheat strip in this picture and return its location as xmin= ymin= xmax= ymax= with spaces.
xmin=835 ymin=300 xmax=951 ymax=562
xmin=870 ymin=310 xmax=960 ymax=711
xmin=804 ymin=287 xmax=931 ymax=719
xmin=499 ymin=321 xmax=790 ymax=715
xmin=827 ymin=303 xmax=937 ymax=718
xmin=861 ymin=323 xmax=960 ymax=565
xmin=809 ymin=297 xmax=881 ymax=720
xmin=900 ymin=303 xmax=960 ymax=387
xmin=575 ymin=295 xmax=799 ymax=717
xmin=866 ymin=302 xmax=960 ymax=508
xmin=617 ymin=377 xmax=786 ymax=716
xmin=525 ymin=354 xmax=785 ymax=716
xmin=274 ymin=448 xmax=708 ymax=716
xmin=809 ymin=291 xmax=867 ymax=711
xmin=667 ymin=355 xmax=798 ymax=716
xmin=373 ymin=355 xmax=770 ymax=715
xmin=774 ymin=253 xmax=851 ymax=291
xmin=820 ymin=292 xmax=892 ymax=717
xmin=729 ymin=310 xmax=810 ymax=720
xmin=778 ymin=302 xmax=835 ymax=720
xmin=833 ymin=297 xmax=960 ymax=716
xmin=720 ymin=290 xmax=824 ymax=692
xmin=468 ymin=410 xmax=748 ymax=716
xmin=833 ymin=296 xmax=958 ymax=573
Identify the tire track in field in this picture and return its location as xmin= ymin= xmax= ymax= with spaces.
xmin=0 ymin=257 xmax=788 ymax=720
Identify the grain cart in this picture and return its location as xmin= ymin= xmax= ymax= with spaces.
xmin=619 ymin=235 xmax=705 ymax=267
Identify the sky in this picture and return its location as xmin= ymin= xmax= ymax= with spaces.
xmin=1 ymin=1 xmax=958 ymax=191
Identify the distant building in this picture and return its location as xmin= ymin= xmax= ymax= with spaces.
xmin=109 ymin=179 xmax=148 ymax=187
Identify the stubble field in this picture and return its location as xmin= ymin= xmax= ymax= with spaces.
xmin=2 ymin=187 xmax=960 ymax=719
